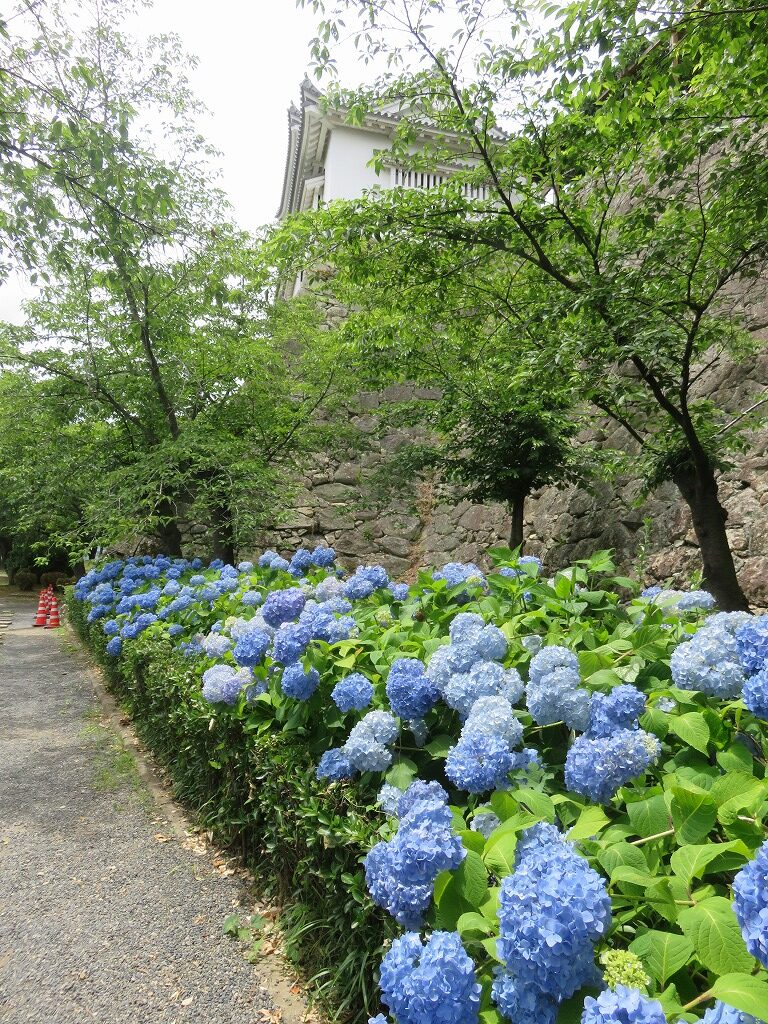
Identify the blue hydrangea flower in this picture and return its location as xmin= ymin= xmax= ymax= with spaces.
xmin=733 ymin=839 xmax=768 ymax=969
xmin=105 ymin=636 xmax=122 ymax=657
xmin=190 ymin=574 xmax=206 ymax=585
xmin=262 ymin=588 xmax=306 ymax=627
xmin=378 ymin=931 xmax=481 ymax=1024
xmin=289 ymin=548 xmax=314 ymax=576
xmin=433 ymin=562 xmax=487 ymax=589
xmin=280 ymin=663 xmax=320 ymax=701
xmin=588 ymin=685 xmax=646 ymax=737
xmin=168 ymin=623 xmax=183 ymax=637
xmin=389 ymin=582 xmax=410 ymax=601
xmin=492 ymin=969 xmax=557 ymax=1024
xmin=258 ymin=550 xmax=279 ymax=566
xmin=270 ymin=556 xmax=291 ymax=572
xmin=736 ymin=616 xmax=768 ymax=675
xmin=670 ymin=614 xmax=751 ymax=698
xmin=202 ymin=665 xmax=251 ymax=705
xmin=343 ymin=565 xmax=390 ymax=599
xmin=315 ymin=576 xmax=345 ymax=602
xmin=471 ymin=811 xmax=501 ymax=840
xmin=448 ymin=612 xmax=508 ymax=661
xmin=237 ymin=561 xmax=254 ymax=572
xmin=565 ymin=728 xmax=661 ymax=804
xmin=462 ymin=696 xmax=524 ymax=749
xmin=444 ymin=662 xmax=525 ymax=717
xmin=446 ymin=733 xmax=516 ymax=793
xmin=316 ymin=748 xmax=354 ymax=781
xmin=102 ymin=619 xmax=119 ymax=636
xmin=702 ymin=1003 xmax=766 ymax=1024
xmin=581 ymin=986 xmax=666 ymax=1024
xmin=377 ymin=783 xmax=403 ymax=816
xmin=677 ymin=589 xmax=716 ymax=612
xmin=201 ymin=632 xmax=232 ymax=658
xmin=241 ymin=590 xmax=263 ymax=607
xmin=365 ymin=783 xmax=463 ymax=928
xmin=743 ymin=665 xmax=768 ymax=720
xmin=332 ymin=673 xmax=374 ymax=712
xmin=162 ymin=580 xmax=181 ymax=597
xmin=426 ymin=643 xmax=478 ymax=691
xmin=271 ymin=623 xmax=312 ymax=665
xmin=521 ymin=635 xmax=543 ymax=655
xmin=232 ymin=628 xmax=271 ymax=668
xmin=310 ymin=545 xmax=336 ymax=568
xmin=386 ymin=658 xmax=440 ymax=720
xmin=527 ymin=666 xmax=591 ymax=731
xmin=497 ymin=823 xmax=611 ymax=1003
xmin=343 ymin=711 xmax=398 ymax=773
xmin=529 ymin=645 xmax=580 ymax=683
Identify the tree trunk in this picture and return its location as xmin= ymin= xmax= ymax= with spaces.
xmin=507 ymin=493 xmax=526 ymax=552
xmin=211 ymin=506 xmax=235 ymax=565
xmin=155 ymin=500 xmax=183 ymax=557
xmin=673 ymin=463 xmax=750 ymax=611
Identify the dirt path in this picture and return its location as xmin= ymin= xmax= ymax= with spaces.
xmin=0 ymin=592 xmax=302 ymax=1024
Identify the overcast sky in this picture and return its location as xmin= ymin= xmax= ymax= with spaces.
xmin=0 ymin=0 xmax=340 ymax=320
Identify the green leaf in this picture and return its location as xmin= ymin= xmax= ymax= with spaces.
xmin=425 ymin=734 xmax=453 ymax=758
xmin=457 ymin=912 xmax=494 ymax=938
xmin=512 ymin=788 xmax=556 ymax=822
xmin=483 ymin=833 xmax=518 ymax=878
xmin=669 ymin=713 xmax=710 ymax=753
xmin=629 ymin=929 xmax=694 ymax=985
xmin=710 ymin=974 xmax=768 ymax=1018
xmin=627 ymin=794 xmax=670 ymax=839
xmin=568 ymin=805 xmax=610 ymax=841
xmin=678 ymin=897 xmax=756 ymax=975
xmin=385 ymin=758 xmax=418 ymax=790
xmin=453 ymin=850 xmax=489 ymax=906
xmin=670 ymin=842 xmax=743 ymax=888
xmin=669 ymin=786 xmax=717 ymax=844
xmin=597 ymin=842 xmax=648 ymax=877
xmin=459 ymin=829 xmax=487 ymax=854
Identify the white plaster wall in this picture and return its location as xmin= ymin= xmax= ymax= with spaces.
xmin=324 ymin=125 xmax=392 ymax=201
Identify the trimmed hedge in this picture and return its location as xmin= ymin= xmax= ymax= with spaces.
xmin=67 ymin=594 xmax=395 ymax=1020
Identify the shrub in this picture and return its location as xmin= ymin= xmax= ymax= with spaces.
xmin=67 ymin=550 xmax=768 ymax=1024
xmin=14 ymin=568 xmax=38 ymax=590
xmin=40 ymin=570 xmax=69 ymax=588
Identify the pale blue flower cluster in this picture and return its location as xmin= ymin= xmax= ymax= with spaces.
xmin=565 ymin=728 xmax=661 ymax=804
xmin=640 ymin=587 xmax=715 ymax=612
xmin=201 ymin=632 xmax=232 ymax=658
xmin=526 ymin=645 xmax=590 ymax=731
xmin=377 ymin=931 xmax=480 ymax=1024
xmin=271 ymin=623 xmax=312 ymax=665
xmin=497 ymin=555 xmax=542 ymax=579
xmin=736 ymin=615 xmax=768 ymax=675
xmin=281 ymin=663 xmax=320 ymax=701
xmin=733 ymin=839 xmax=768 ymax=969
xmin=580 ymin=986 xmax=666 ymax=1024
xmin=105 ymin=636 xmax=122 ymax=656
xmin=470 ymin=811 xmax=501 ymax=839
xmin=386 ymin=659 xmax=440 ymax=721
xmin=432 ymin=562 xmax=487 ymax=589
xmin=332 ymin=672 xmax=374 ymax=712
xmin=202 ymin=664 xmax=251 ymax=705
xmin=495 ymin=823 xmax=611 ymax=1015
xmin=365 ymin=782 xmax=465 ymax=928
xmin=701 ymin=1003 xmax=767 ymax=1024
xmin=298 ymin=599 xmax=356 ymax=644
xmin=670 ymin=612 xmax=752 ymax=698
xmin=588 ymin=685 xmax=647 ymax=737
xmin=240 ymin=590 xmax=263 ymax=607
xmin=232 ymin=627 xmax=270 ymax=668
xmin=376 ymin=783 xmax=403 ymax=816
xmin=389 ymin=582 xmax=410 ymax=601
xmin=316 ymin=748 xmax=353 ymax=781
xmin=342 ymin=710 xmax=399 ymax=773
xmin=461 ymin=695 xmax=524 ymax=748
xmin=342 ymin=565 xmax=390 ymax=600
xmin=262 ymin=588 xmax=307 ymax=627
xmin=446 ymin=733 xmax=517 ymax=793
xmin=743 ymin=666 xmax=768 ymax=720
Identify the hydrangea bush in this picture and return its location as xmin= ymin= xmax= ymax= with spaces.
xmin=68 ymin=546 xmax=768 ymax=1024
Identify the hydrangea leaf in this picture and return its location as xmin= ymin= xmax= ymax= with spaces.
xmin=669 ymin=786 xmax=718 ymax=844
xmin=482 ymin=833 xmax=518 ymax=878
xmin=717 ymin=743 xmax=755 ymax=774
xmin=597 ymin=842 xmax=648 ymax=877
xmin=511 ymin=789 xmax=556 ymax=822
xmin=568 ymin=805 xmax=611 ymax=841
xmin=424 ymin=734 xmax=452 ymax=758
xmin=629 ymin=929 xmax=694 ymax=985
xmin=670 ymin=842 xmax=744 ymax=888
xmin=384 ymin=758 xmax=417 ymax=790
xmin=669 ymin=713 xmax=710 ymax=754
xmin=710 ymin=973 xmax=768 ymax=1018
xmin=678 ymin=897 xmax=757 ymax=975
xmin=459 ymin=829 xmax=487 ymax=855
xmin=456 ymin=911 xmax=494 ymax=938
xmin=626 ymin=794 xmax=670 ymax=839
xmin=453 ymin=850 xmax=489 ymax=906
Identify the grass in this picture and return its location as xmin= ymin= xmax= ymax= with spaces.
xmin=80 ymin=708 xmax=149 ymax=803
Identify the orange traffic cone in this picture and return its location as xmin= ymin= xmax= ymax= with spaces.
xmin=46 ymin=595 xmax=61 ymax=629
xmin=33 ymin=590 xmax=48 ymax=627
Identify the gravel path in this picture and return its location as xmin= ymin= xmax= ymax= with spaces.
xmin=0 ymin=592 xmax=283 ymax=1024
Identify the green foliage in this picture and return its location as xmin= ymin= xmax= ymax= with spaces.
xmin=68 ymin=548 xmax=768 ymax=1022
